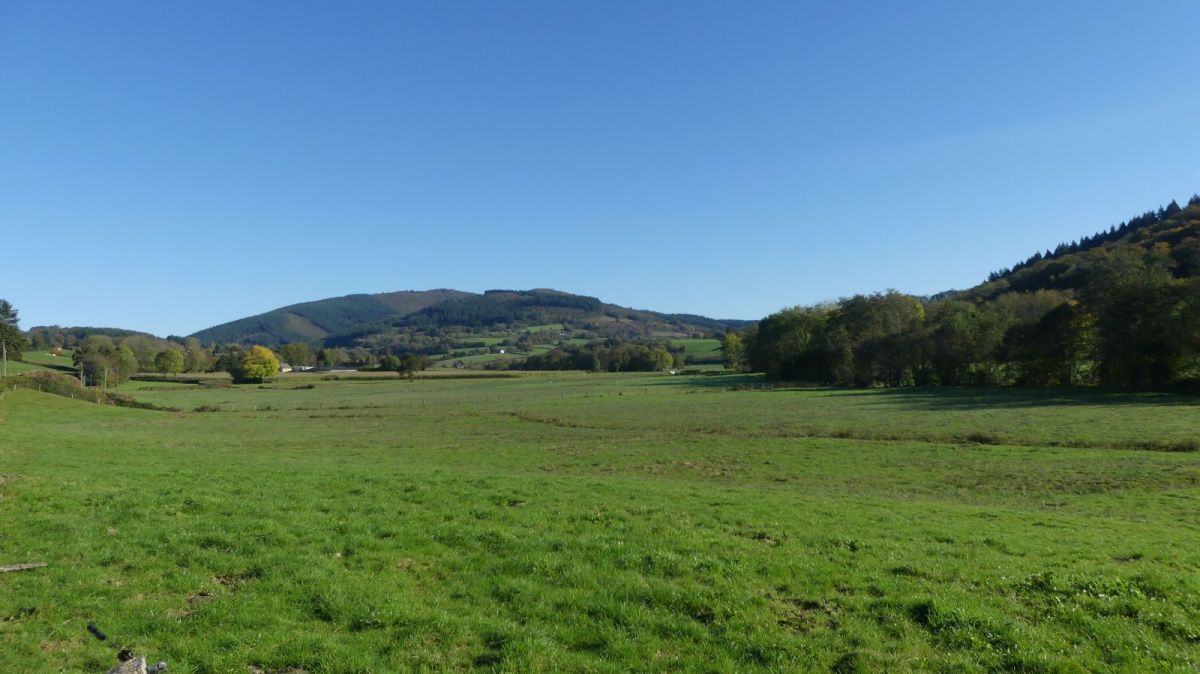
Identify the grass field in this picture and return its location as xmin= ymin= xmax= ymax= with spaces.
xmin=2 ymin=358 xmax=52 ymax=375
xmin=19 ymin=351 xmax=75 ymax=368
xmin=3 ymin=350 xmax=74 ymax=376
xmin=1 ymin=374 xmax=1198 ymax=672
xmin=431 ymin=353 xmax=519 ymax=369
xmin=670 ymin=338 xmax=722 ymax=361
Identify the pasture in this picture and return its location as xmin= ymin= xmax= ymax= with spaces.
xmin=2 ymin=350 xmax=73 ymax=376
xmin=1 ymin=373 xmax=1198 ymax=673
xmin=669 ymin=338 xmax=722 ymax=363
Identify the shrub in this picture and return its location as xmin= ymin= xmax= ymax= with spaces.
xmin=229 ymin=346 xmax=280 ymax=384
xmin=2 ymin=371 xmax=107 ymax=403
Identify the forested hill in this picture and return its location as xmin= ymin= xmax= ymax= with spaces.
xmin=961 ymin=195 xmax=1200 ymax=300
xmin=737 ymin=192 xmax=1200 ymax=390
xmin=191 ymin=288 xmax=750 ymax=346
xmin=393 ymin=290 xmax=748 ymax=335
xmin=189 ymin=289 xmax=472 ymax=345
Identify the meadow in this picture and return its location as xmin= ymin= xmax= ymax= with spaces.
xmin=1 ymin=372 xmax=1198 ymax=673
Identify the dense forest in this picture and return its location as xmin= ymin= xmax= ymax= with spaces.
xmin=734 ymin=195 xmax=1200 ymax=389
xmin=403 ymin=289 xmax=604 ymax=328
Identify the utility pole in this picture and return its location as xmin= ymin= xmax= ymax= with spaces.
xmin=2 ymin=341 xmax=6 ymax=378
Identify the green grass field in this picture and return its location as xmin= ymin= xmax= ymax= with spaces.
xmin=1 ymin=374 xmax=1198 ymax=672
xmin=19 ymin=350 xmax=75 ymax=368
xmin=3 ymin=350 xmax=75 ymax=376
xmin=670 ymin=338 xmax=721 ymax=358
xmin=432 ymin=353 xmax=519 ymax=369
xmin=2 ymin=359 xmax=52 ymax=375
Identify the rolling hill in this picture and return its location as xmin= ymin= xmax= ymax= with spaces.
xmin=189 ymin=289 xmax=472 ymax=345
xmin=190 ymin=288 xmax=752 ymax=347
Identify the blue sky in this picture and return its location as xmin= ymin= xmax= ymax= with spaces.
xmin=2 ymin=1 xmax=1198 ymax=336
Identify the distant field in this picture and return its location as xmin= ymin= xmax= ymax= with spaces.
xmin=0 ymin=351 xmax=75 ymax=376
xmin=433 ymin=352 xmax=518 ymax=369
xmin=468 ymin=336 xmax=506 ymax=347
xmin=1 ymin=375 xmax=1198 ymax=672
xmin=19 ymin=350 xmax=74 ymax=367
xmin=522 ymin=323 xmax=565 ymax=333
xmin=671 ymin=338 xmax=722 ymax=363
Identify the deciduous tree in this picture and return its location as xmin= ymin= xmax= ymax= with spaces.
xmin=277 ymin=342 xmax=316 ymax=367
xmin=72 ymin=335 xmax=139 ymax=387
xmin=153 ymin=348 xmax=185 ymax=379
xmin=230 ymin=346 xmax=280 ymax=384
xmin=121 ymin=334 xmax=157 ymax=371
xmin=183 ymin=337 xmax=211 ymax=372
xmin=720 ymin=331 xmax=745 ymax=371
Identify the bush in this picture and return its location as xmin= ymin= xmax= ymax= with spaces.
xmin=0 ymin=371 xmax=177 ymax=410
xmin=1 ymin=371 xmax=107 ymax=403
xmin=229 ymin=346 xmax=280 ymax=384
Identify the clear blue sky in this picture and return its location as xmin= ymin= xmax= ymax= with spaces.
xmin=3 ymin=1 xmax=1198 ymax=336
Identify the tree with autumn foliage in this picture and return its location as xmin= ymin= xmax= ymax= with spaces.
xmin=229 ymin=345 xmax=280 ymax=384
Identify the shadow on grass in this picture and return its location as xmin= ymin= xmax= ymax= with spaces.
xmin=27 ymin=360 xmax=78 ymax=375
xmin=649 ymin=374 xmax=1200 ymax=408
xmin=643 ymin=373 xmax=765 ymax=389
xmin=826 ymin=386 xmax=1200 ymax=410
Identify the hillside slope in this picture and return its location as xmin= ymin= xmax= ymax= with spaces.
xmin=191 ymin=288 xmax=750 ymax=347
xmin=190 ymin=289 xmax=471 ymax=345
xmin=962 ymin=195 xmax=1200 ymax=300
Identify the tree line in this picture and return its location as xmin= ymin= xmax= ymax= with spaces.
xmin=729 ymin=245 xmax=1200 ymax=389
xmin=69 ymin=334 xmax=212 ymax=386
xmin=522 ymin=339 xmax=682 ymax=372
xmin=986 ymin=195 xmax=1200 ymax=283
